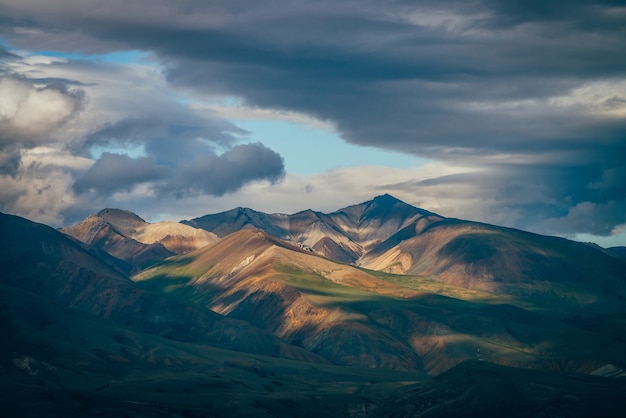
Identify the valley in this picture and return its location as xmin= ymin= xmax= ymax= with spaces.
xmin=2 ymin=195 xmax=625 ymax=417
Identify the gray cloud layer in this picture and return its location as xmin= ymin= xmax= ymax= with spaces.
xmin=155 ymin=142 xmax=285 ymax=198
xmin=73 ymin=153 xmax=170 ymax=196
xmin=0 ymin=1 xmax=625 ymax=236
xmin=72 ymin=143 xmax=284 ymax=199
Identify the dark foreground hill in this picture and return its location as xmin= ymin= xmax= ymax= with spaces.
xmin=1 ymin=280 xmax=623 ymax=418
xmin=607 ymin=246 xmax=626 ymax=262
xmin=375 ymin=360 xmax=626 ymax=418
xmin=0 ymin=281 xmax=428 ymax=418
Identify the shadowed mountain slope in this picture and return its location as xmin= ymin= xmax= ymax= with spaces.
xmin=607 ymin=246 xmax=626 ymax=262
xmin=0 ymin=283 xmax=429 ymax=418
xmin=62 ymin=208 xmax=217 ymax=272
xmin=1 ymin=212 xmax=128 ymax=281
xmin=0 ymin=212 xmax=323 ymax=363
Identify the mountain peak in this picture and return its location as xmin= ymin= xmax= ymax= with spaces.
xmin=372 ymin=193 xmax=402 ymax=205
xmin=351 ymin=194 xmax=433 ymax=219
xmin=97 ymin=208 xmax=146 ymax=224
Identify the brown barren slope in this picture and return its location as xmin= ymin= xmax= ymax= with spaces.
xmin=61 ymin=209 xmax=217 ymax=271
xmin=134 ymin=228 xmax=626 ymax=375
xmin=360 ymin=218 xmax=626 ymax=309
xmin=135 ymin=229 xmax=425 ymax=371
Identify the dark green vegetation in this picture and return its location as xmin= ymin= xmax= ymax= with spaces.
xmin=2 ymin=282 xmax=624 ymax=417
xmin=2 ymin=195 xmax=626 ymax=417
xmin=0 ymin=285 xmax=426 ymax=417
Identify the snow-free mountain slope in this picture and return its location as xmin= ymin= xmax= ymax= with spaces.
xmin=134 ymin=226 xmax=626 ymax=375
xmin=182 ymin=207 xmax=290 ymax=239
xmin=607 ymin=246 xmax=626 ymax=262
xmin=327 ymin=193 xmax=438 ymax=250
xmin=61 ymin=213 xmax=172 ymax=272
xmin=62 ymin=208 xmax=217 ymax=271
xmin=359 ymin=218 xmax=626 ymax=310
xmin=183 ymin=194 xmax=443 ymax=263
xmin=97 ymin=208 xmax=218 ymax=253
xmin=183 ymin=195 xmax=626 ymax=309
xmin=135 ymin=229 xmax=425 ymax=371
xmin=0 ymin=212 xmax=322 ymax=363
xmin=182 ymin=195 xmax=626 ymax=310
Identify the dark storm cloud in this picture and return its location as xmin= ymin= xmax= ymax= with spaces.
xmin=1 ymin=0 xmax=625 ymax=235
xmin=82 ymin=117 xmax=162 ymax=154
xmin=79 ymin=106 xmax=245 ymax=159
xmin=480 ymin=0 xmax=626 ymax=30
xmin=407 ymin=157 xmax=626 ymax=236
xmin=155 ymin=142 xmax=285 ymax=198
xmin=73 ymin=142 xmax=284 ymax=199
xmin=140 ymin=3 xmax=625 ymax=159
xmin=73 ymin=153 xmax=170 ymax=196
xmin=76 ymin=117 xmax=283 ymax=198
xmin=0 ymin=147 xmax=21 ymax=176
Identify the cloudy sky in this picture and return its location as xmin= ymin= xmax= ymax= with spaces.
xmin=0 ymin=0 xmax=625 ymax=246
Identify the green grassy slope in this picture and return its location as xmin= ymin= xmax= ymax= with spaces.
xmin=134 ymin=231 xmax=626 ymax=376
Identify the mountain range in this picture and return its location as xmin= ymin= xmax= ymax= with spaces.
xmin=183 ymin=194 xmax=626 ymax=301
xmin=182 ymin=194 xmax=439 ymax=264
xmin=2 ymin=194 xmax=626 ymax=417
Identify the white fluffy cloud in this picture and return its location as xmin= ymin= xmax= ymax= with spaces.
xmin=0 ymin=147 xmax=92 ymax=226
xmin=0 ymin=76 xmax=80 ymax=143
